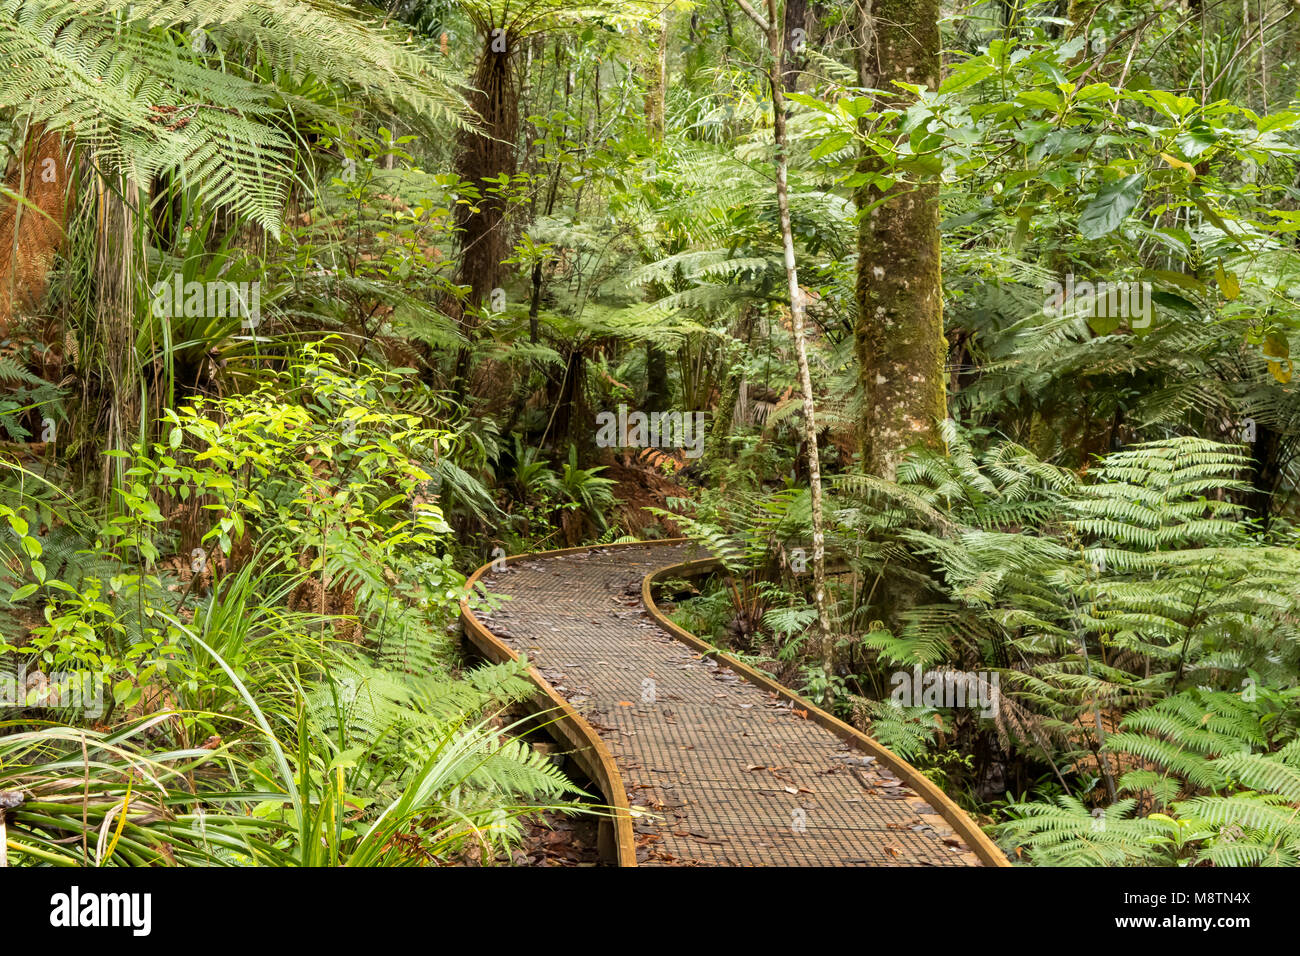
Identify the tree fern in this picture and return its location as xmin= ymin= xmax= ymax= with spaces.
xmin=0 ymin=0 xmax=470 ymax=234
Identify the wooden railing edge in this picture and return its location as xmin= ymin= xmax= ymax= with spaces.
xmin=460 ymin=538 xmax=696 ymax=867
xmin=641 ymin=556 xmax=1012 ymax=868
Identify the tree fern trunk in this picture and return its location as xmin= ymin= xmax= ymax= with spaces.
xmin=451 ymin=33 xmax=520 ymax=391
xmin=0 ymin=127 xmax=71 ymax=334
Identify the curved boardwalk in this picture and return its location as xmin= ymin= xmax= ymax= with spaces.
xmin=465 ymin=541 xmax=1003 ymax=867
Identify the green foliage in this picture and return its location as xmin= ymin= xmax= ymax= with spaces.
xmin=0 ymin=0 xmax=469 ymax=233
xmin=5 ymin=0 xmax=1300 ymax=872
xmin=0 ymin=344 xmax=587 ymax=866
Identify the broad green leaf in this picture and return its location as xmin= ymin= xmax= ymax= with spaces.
xmin=939 ymin=61 xmax=995 ymax=95
xmin=1175 ymin=126 xmax=1218 ymax=159
xmin=1078 ymin=174 xmax=1146 ymax=239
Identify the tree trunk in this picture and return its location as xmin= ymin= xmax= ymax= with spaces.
xmin=704 ymin=306 xmax=757 ymax=467
xmin=1246 ymin=421 xmax=1281 ymax=531
xmin=644 ymin=12 xmax=669 ymax=141
xmin=0 ymin=127 xmax=72 ymax=334
xmin=853 ymin=0 xmax=948 ymax=479
xmin=641 ymin=15 xmax=671 ymax=415
xmin=149 ymin=168 xmax=183 ymax=254
xmin=781 ymin=0 xmax=808 ymax=91
xmin=646 ymin=343 xmax=670 ymax=411
xmin=451 ymin=31 xmax=519 ymax=389
xmin=545 ymin=347 xmax=588 ymax=452
xmin=737 ymin=0 xmax=836 ymax=704
xmin=454 ymin=36 xmax=519 ymax=306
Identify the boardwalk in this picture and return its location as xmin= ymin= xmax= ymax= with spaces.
xmin=465 ymin=541 xmax=1002 ymax=867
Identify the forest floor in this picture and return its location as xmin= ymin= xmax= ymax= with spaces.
xmin=516 ymin=810 xmax=603 ymax=866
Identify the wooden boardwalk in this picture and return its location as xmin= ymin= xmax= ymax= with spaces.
xmin=463 ymin=541 xmax=1005 ymax=867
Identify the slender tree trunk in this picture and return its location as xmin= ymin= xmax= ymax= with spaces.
xmin=644 ymin=11 xmax=669 ymax=141
xmin=854 ymin=0 xmax=948 ymax=479
xmin=641 ymin=14 xmax=671 ymax=414
xmin=736 ymin=0 xmax=836 ymax=703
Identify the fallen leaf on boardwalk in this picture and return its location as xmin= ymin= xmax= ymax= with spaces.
xmin=784 ymin=786 xmax=798 ymax=794
xmin=618 ymin=701 xmax=633 ymax=706
xmin=745 ymin=764 xmax=766 ymax=772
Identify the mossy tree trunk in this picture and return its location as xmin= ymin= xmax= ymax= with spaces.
xmin=643 ymin=11 xmax=668 ymax=142
xmin=704 ymin=305 xmax=757 ymax=469
xmin=853 ymin=0 xmax=947 ymax=479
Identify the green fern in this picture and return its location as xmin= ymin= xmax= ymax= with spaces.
xmin=0 ymin=0 xmax=470 ymax=234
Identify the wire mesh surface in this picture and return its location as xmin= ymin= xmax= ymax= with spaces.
xmin=476 ymin=543 xmax=984 ymax=867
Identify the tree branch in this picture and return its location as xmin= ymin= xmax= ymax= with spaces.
xmin=733 ymin=0 xmax=771 ymax=33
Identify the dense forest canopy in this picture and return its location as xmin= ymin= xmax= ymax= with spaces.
xmin=0 ymin=0 xmax=1298 ymax=874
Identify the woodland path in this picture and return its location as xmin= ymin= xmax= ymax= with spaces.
xmin=462 ymin=540 xmax=1007 ymax=867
